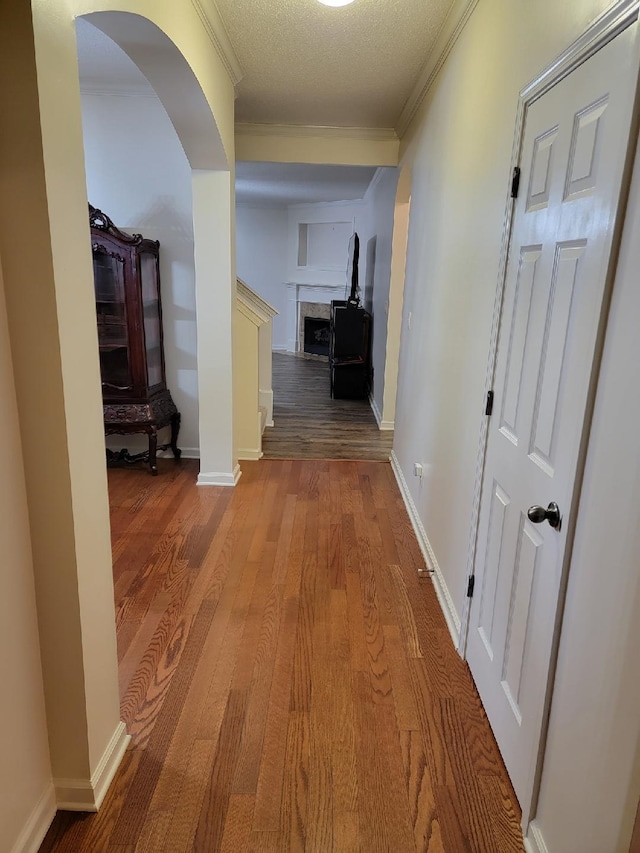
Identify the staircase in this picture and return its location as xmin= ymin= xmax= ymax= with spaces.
xmin=234 ymin=278 xmax=278 ymax=460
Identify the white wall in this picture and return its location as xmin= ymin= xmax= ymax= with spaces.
xmin=0 ymin=256 xmax=54 ymax=851
xmin=286 ymin=200 xmax=372 ymax=298
xmin=81 ymin=92 xmax=199 ymax=455
xmin=236 ymin=205 xmax=288 ymax=348
xmin=236 ymin=197 xmax=393 ymax=356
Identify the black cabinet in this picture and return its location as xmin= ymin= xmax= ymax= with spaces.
xmin=90 ymin=205 xmax=181 ymax=475
xmin=329 ymin=301 xmax=371 ymax=399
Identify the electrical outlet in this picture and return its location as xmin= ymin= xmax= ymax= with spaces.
xmin=413 ymin=462 xmax=423 ymax=478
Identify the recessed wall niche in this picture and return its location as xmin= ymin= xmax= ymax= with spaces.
xmin=297 ymin=220 xmax=353 ymax=270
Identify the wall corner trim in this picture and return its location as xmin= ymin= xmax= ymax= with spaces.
xmin=369 ymin=394 xmax=394 ymax=431
xmin=524 ymin=821 xmax=549 ymax=853
xmin=390 ymin=451 xmax=461 ymax=647
xmin=197 ymin=464 xmax=241 ymax=487
xmin=10 ymin=783 xmax=56 ymax=853
xmin=54 ymin=721 xmax=130 ymax=812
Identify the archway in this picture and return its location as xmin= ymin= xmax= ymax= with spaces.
xmin=81 ymin=11 xmax=237 ymax=484
xmin=81 ymin=12 xmax=227 ymax=171
xmin=0 ymin=1 xmax=237 ymax=823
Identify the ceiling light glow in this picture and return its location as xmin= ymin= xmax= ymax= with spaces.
xmin=316 ymin=0 xmax=356 ymax=6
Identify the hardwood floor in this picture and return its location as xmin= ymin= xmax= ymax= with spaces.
xmin=40 ymin=459 xmax=523 ymax=852
xmin=261 ymin=352 xmax=394 ymax=460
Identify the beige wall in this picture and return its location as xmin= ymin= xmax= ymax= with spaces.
xmin=234 ymin=309 xmax=261 ymax=459
xmin=0 ymin=0 xmax=104 ymax=787
xmin=394 ymin=0 xmax=618 ymax=622
xmin=365 ymin=167 xmax=401 ymax=428
xmin=236 ymin=127 xmax=399 ymax=166
xmin=392 ymin=0 xmax=640 ymax=849
xmin=382 ymin=166 xmax=411 ymax=428
xmin=0 ymin=254 xmax=54 ymax=852
xmin=0 ymin=0 xmax=237 ymax=835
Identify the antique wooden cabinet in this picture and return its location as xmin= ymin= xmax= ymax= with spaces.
xmin=90 ymin=205 xmax=180 ymax=475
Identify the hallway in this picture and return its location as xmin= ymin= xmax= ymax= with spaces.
xmin=262 ymin=353 xmax=394 ymax=461
xmin=40 ymin=459 xmax=523 ymax=852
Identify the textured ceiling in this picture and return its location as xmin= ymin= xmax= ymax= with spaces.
xmin=215 ymin=0 xmax=456 ymax=128
xmin=236 ymin=162 xmax=379 ymax=206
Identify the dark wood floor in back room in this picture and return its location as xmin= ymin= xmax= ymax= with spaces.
xmin=40 ymin=459 xmax=523 ymax=853
xmin=261 ymin=352 xmax=394 ymax=460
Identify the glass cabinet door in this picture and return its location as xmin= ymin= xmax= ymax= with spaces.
xmin=93 ymin=249 xmax=132 ymax=390
xmin=140 ymin=251 xmax=163 ymax=388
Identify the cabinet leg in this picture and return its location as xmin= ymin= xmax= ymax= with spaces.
xmin=149 ymin=427 xmax=158 ymax=476
xmin=170 ymin=412 xmax=182 ymax=459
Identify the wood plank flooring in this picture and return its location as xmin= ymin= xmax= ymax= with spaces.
xmin=261 ymin=352 xmax=394 ymax=460
xmin=40 ymin=459 xmax=523 ymax=852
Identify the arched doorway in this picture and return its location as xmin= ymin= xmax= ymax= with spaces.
xmin=0 ymin=0 xmax=237 ymax=823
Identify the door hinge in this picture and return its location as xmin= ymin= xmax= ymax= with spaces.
xmin=467 ymin=575 xmax=475 ymax=598
xmin=511 ymin=166 xmax=521 ymax=199
xmin=485 ymin=390 xmax=494 ymax=416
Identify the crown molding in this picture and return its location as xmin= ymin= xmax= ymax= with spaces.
xmin=235 ymin=122 xmax=399 ymax=142
xmin=191 ymin=0 xmax=243 ymax=85
xmin=396 ymin=0 xmax=480 ymax=138
xmin=80 ymin=82 xmax=157 ymax=99
xmin=288 ymin=199 xmax=364 ymax=210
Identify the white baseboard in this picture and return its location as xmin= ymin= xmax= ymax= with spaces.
xmin=390 ymin=451 xmax=461 ymax=648
xmin=10 ymin=783 xmax=56 ymax=853
xmin=524 ymin=821 xmax=549 ymax=853
xmin=54 ymin=721 xmax=130 ymax=812
xmin=238 ymin=449 xmax=263 ymax=460
xmin=157 ymin=446 xmax=199 ymax=460
xmin=90 ymin=720 xmax=130 ymax=810
xmin=197 ymin=463 xmax=241 ymax=487
xmin=369 ymin=394 xmax=395 ymax=431
xmin=272 ymin=346 xmax=287 ymax=352
xmin=259 ymin=389 xmax=274 ymax=427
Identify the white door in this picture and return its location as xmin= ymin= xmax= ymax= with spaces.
xmin=466 ymin=25 xmax=639 ymax=821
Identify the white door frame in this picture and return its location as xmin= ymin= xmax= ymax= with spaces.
xmin=459 ymin=0 xmax=640 ymax=661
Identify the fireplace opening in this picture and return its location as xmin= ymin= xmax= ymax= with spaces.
xmin=303 ymin=316 xmax=330 ymax=357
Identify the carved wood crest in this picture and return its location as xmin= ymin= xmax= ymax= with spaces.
xmin=89 ymin=204 xmax=146 ymax=246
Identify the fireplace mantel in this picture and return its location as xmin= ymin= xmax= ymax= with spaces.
xmin=285 ymin=280 xmax=346 ymax=353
